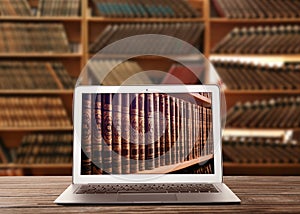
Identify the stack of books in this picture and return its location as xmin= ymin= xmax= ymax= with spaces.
xmin=81 ymin=93 xmax=213 ymax=175
xmin=89 ymin=22 xmax=205 ymax=54
xmin=0 ymin=61 xmax=75 ymax=90
xmin=212 ymin=0 xmax=300 ymax=18
xmin=16 ymin=133 xmax=73 ymax=164
xmin=0 ymin=0 xmax=31 ymax=16
xmin=37 ymin=0 xmax=80 ymax=16
xmin=212 ymin=25 xmax=300 ymax=54
xmin=0 ymin=96 xmax=71 ymax=127
xmin=87 ymin=60 xmax=154 ymax=85
xmin=92 ymin=0 xmax=200 ymax=18
xmin=0 ymin=23 xmax=70 ymax=53
xmin=226 ymin=97 xmax=300 ymax=128
xmin=213 ymin=60 xmax=300 ymax=90
xmin=223 ymin=136 xmax=300 ymax=164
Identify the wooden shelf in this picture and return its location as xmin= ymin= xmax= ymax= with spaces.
xmin=224 ymin=162 xmax=300 ymax=176
xmin=0 ymin=16 xmax=82 ymax=21
xmin=210 ymin=18 xmax=300 ymax=23
xmin=137 ymin=154 xmax=213 ymax=174
xmin=225 ymin=90 xmax=300 ymax=95
xmin=191 ymin=93 xmax=212 ymax=106
xmin=0 ymin=163 xmax=71 ymax=169
xmin=0 ymin=127 xmax=73 ymax=132
xmin=210 ymin=54 xmax=300 ymax=62
xmin=87 ymin=17 xmax=205 ymax=23
xmin=0 ymin=90 xmax=73 ymax=95
xmin=225 ymin=128 xmax=300 ymax=132
xmin=0 ymin=53 xmax=82 ymax=58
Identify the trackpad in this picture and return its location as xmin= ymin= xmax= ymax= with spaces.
xmin=117 ymin=194 xmax=177 ymax=202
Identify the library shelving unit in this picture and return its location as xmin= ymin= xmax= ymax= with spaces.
xmin=207 ymin=0 xmax=300 ymax=175
xmin=0 ymin=0 xmax=86 ymax=175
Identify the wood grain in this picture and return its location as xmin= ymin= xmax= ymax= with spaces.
xmin=0 ymin=176 xmax=300 ymax=213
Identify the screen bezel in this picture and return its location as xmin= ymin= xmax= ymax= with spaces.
xmin=73 ymin=85 xmax=222 ymax=184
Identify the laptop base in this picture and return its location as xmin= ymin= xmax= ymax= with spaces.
xmin=55 ymin=183 xmax=240 ymax=204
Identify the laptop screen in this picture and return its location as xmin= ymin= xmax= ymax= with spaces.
xmin=80 ymin=92 xmax=214 ymax=175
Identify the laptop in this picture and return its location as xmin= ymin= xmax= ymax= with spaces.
xmin=55 ymin=85 xmax=240 ymax=204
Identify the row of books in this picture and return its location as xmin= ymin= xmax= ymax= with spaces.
xmin=173 ymin=159 xmax=214 ymax=174
xmin=226 ymin=97 xmax=300 ymax=128
xmin=212 ymin=25 xmax=300 ymax=54
xmin=92 ymin=0 xmax=200 ymax=18
xmin=0 ymin=61 xmax=75 ymax=90
xmin=0 ymin=169 xmax=23 ymax=176
xmin=0 ymin=96 xmax=71 ymax=127
xmin=212 ymin=0 xmax=300 ymax=19
xmin=213 ymin=60 xmax=300 ymax=90
xmin=89 ymin=22 xmax=205 ymax=54
xmin=0 ymin=23 xmax=70 ymax=53
xmin=16 ymin=133 xmax=73 ymax=164
xmin=223 ymin=136 xmax=300 ymax=164
xmin=81 ymin=93 xmax=213 ymax=175
xmin=87 ymin=59 xmax=153 ymax=85
xmin=0 ymin=0 xmax=80 ymax=17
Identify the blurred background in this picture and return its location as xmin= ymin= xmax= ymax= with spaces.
xmin=0 ymin=0 xmax=299 ymax=176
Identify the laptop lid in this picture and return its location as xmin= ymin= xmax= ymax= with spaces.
xmin=73 ymin=85 xmax=222 ymax=184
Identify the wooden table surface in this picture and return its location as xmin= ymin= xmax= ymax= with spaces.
xmin=0 ymin=176 xmax=299 ymax=213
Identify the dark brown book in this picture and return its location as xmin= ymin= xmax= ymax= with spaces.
xmin=179 ymin=99 xmax=185 ymax=162
xmin=175 ymin=98 xmax=180 ymax=164
xmin=92 ymin=94 xmax=103 ymax=175
xmin=145 ymin=93 xmax=155 ymax=170
xmin=153 ymin=93 xmax=160 ymax=168
xmin=130 ymin=94 xmax=139 ymax=173
xmin=138 ymin=93 xmax=145 ymax=172
xmin=81 ymin=94 xmax=92 ymax=175
xmin=164 ymin=94 xmax=171 ymax=165
xmin=121 ymin=93 xmax=130 ymax=174
xmin=101 ymin=93 xmax=112 ymax=174
xmin=159 ymin=94 xmax=166 ymax=166
xmin=170 ymin=96 xmax=176 ymax=164
xmin=112 ymin=94 xmax=122 ymax=174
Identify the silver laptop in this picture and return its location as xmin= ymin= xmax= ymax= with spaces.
xmin=55 ymin=85 xmax=240 ymax=204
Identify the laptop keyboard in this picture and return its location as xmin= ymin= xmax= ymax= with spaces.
xmin=75 ymin=183 xmax=219 ymax=194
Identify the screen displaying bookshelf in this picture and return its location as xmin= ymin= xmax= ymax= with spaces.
xmin=0 ymin=0 xmax=299 ymax=176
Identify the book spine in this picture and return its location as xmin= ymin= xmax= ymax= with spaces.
xmin=153 ymin=93 xmax=160 ymax=168
xmin=175 ymin=97 xmax=180 ymax=163
xmin=164 ymin=94 xmax=171 ymax=165
xmin=101 ymin=93 xmax=112 ymax=174
xmin=81 ymin=94 xmax=92 ymax=175
xmin=170 ymin=96 xmax=176 ymax=164
xmin=121 ymin=93 xmax=130 ymax=174
xmin=138 ymin=93 xmax=145 ymax=172
xmin=159 ymin=94 xmax=165 ymax=166
xmin=92 ymin=94 xmax=103 ymax=174
xmin=179 ymin=99 xmax=185 ymax=162
xmin=112 ymin=93 xmax=122 ymax=174
xmin=145 ymin=93 xmax=155 ymax=170
xmin=130 ymin=94 xmax=139 ymax=173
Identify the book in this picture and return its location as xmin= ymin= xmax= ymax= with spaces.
xmin=0 ymin=138 xmax=13 ymax=164
xmin=101 ymin=93 xmax=113 ymax=174
xmin=0 ymin=61 xmax=74 ymax=90
xmin=81 ymin=94 xmax=92 ymax=175
xmin=0 ymin=0 xmax=32 ymax=16
xmin=213 ymin=60 xmax=300 ymax=90
xmin=92 ymin=0 xmax=200 ymax=18
xmin=0 ymin=96 xmax=71 ymax=128
xmin=211 ymin=0 xmax=300 ymax=19
xmin=226 ymin=97 xmax=300 ymax=128
xmin=89 ymin=22 xmax=205 ymax=55
xmin=16 ymin=132 xmax=72 ymax=164
xmin=37 ymin=0 xmax=80 ymax=16
xmin=212 ymin=25 xmax=300 ymax=54
xmin=223 ymin=136 xmax=300 ymax=164
xmin=87 ymin=59 xmax=154 ymax=85
xmin=0 ymin=23 xmax=71 ymax=53
xmin=130 ymin=93 xmax=139 ymax=173
xmin=145 ymin=93 xmax=155 ymax=170
xmin=112 ymin=93 xmax=122 ymax=174
xmin=121 ymin=93 xmax=130 ymax=174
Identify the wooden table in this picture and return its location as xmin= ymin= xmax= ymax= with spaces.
xmin=0 ymin=176 xmax=299 ymax=213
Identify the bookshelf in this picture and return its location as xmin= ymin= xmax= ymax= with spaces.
xmin=1 ymin=0 xmax=299 ymax=176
